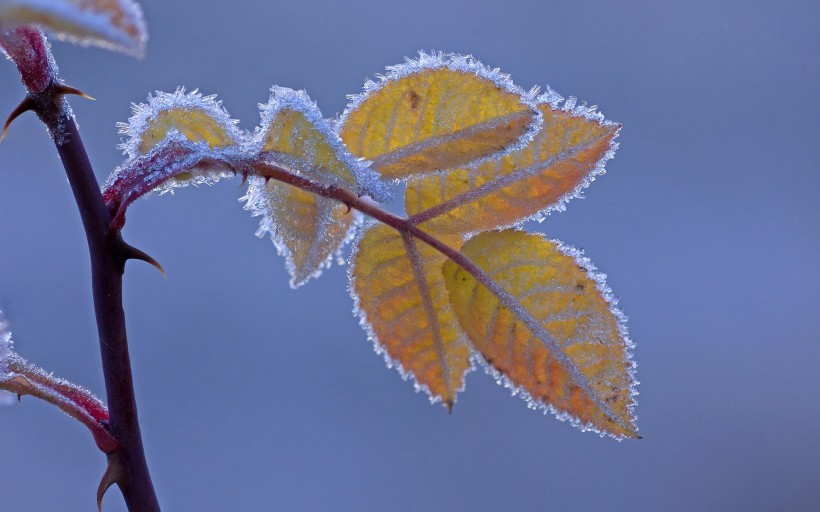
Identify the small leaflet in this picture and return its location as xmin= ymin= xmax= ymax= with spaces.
xmin=0 ymin=0 xmax=148 ymax=57
xmin=103 ymin=88 xmax=243 ymax=212
xmin=243 ymin=86 xmax=388 ymax=288
xmin=406 ymin=95 xmax=620 ymax=236
xmin=442 ymin=229 xmax=638 ymax=438
xmin=119 ymin=87 xmax=241 ymax=159
xmin=349 ymin=223 xmax=472 ymax=408
xmin=0 ymin=317 xmax=116 ymax=451
xmin=337 ymin=51 xmax=541 ymax=180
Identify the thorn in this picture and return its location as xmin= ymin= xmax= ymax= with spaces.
xmin=123 ymin=243 xmax=167 ymax=280
xmin=97 ymin=454 xmax=128 ymax=512
xmin=239 ymin=172 xmax=248 ymax=186
xmin=446 ymin=400 xmax=454 ymax=414
xmin=1 ymin=97 xmax=36 ymax=143
xmin=343 ymin=202 xmax=352 ymax=214
xmin=54 ymin=84 xmax=95 ymax=101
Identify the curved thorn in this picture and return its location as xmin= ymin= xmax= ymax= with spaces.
xmin=54 ymin=84 xmax=96 ymax=101
xmin=97 ymin=454 xmax=128 ymax=512
xmin=123 ymin=243 xmax=167 ymax=280
xmin=1 ymin=97 xmax=36 ymax=143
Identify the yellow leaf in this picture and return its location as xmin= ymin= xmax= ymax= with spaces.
xmin=245 ymin=87 xmax=387 ymax=287
xmin=442 ymin=229 xmax=637 ymax=438
xmin=407 ymin=99 xmax=619 ymax=236
xmin=0 ymin=0 xmax=147 ymax=57
xmin=121 ymin=88 xmax=240 ymax=157
xmin=351 ymin=223 xmax=472 ymax=408
xmin=338 ymin=52 xmax=540 ymax=180
xmin=245 ymin=181 xmax=355 ymax=288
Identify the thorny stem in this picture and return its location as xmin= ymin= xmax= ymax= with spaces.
xmin=35 ymin=93 xmax=161 ymax=510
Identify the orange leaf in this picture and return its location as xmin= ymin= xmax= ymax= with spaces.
xmin=0 ymin=0 xmax=147 ymax=57
xmin=407 ymin=98 xmax=619 ymax=236
xmin=351 ymin=223 xmax=472 ymax=408
xmin=442 ymin=229 xmax=637 ymax=438
xmin=338 ymin=52 xmax=540 ymax=180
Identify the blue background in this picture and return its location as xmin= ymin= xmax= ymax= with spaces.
xmin=1 ymin=0 xmax=818 ymax=510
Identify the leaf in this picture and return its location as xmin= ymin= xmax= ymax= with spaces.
xmin=244 ymin=87 xmax=389 ymax=287
xmin=119 ymin=88 xmax=241 ymax=158
xmin=406 ymin=96 xmax=620 ymax=236
xmin=0 ymin=320 xmax=118 ymax=452
xmin=337 ymin=51 xmax=541 ymax=180
xmin=0 ymin=0 xmax=147 ymax=57
xmin=350 ymin=223 xmax=472 ymax=408
xmin=442 ymin=229 xmax=637 ymax=438
xmin=103 ymin=89 xmax=243 ymax=220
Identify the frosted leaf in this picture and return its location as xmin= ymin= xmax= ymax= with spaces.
xmin=347 ymin=222 xmax=473 ymax=408
xmin=241 ymin=86 xmax=389 ymax=287
xmin=0 ymin=317 xmax=116 ymax=450
xmin=104 ymin=89 xmax=246 ymax=223
xmin=103 ymin=131 xmax=241 ymax=228
xmin=337 ymin=50 xmax=542 ymax=179
xmin=405 ymin=93 xmax=620 ymax=237
xmin=0 ymin=0 xmax=148 ymax=57
xmin=442 ymin=230 xmax=638 ymax=438
xmin=118 ymin=87 xmax=242 ymax=159
xmin=246 ymin=86 xmax=390 ymax=202
xmin=242 ymin=177 xmax=361 ymax=288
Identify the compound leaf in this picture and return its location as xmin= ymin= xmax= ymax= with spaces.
xmin=442 ymin=229 xmax=637 ymax=438
xmin=351 ymin=223 xmax=472 ymax=408
xmin=0 ymin=0 xmax=147 ymax=57
xmin=338 ymin=51 xmax=540 ymax=180
xmin=406 ymin=97 xmax=619 ymax=236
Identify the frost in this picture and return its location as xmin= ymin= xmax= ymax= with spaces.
xmin=336 ymin=50 xmax=543 ymax=172
xmin=0 ymin=0 xmax=148 ymax=57
xmin=248 ymin=86 xmax=391 ymax=203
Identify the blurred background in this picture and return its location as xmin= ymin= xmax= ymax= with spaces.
xmin=1 ymin=0 xmax=818 ymax=510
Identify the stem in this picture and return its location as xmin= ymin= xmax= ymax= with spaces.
xmin=54 ymin=105 xmax=160 ymax=511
